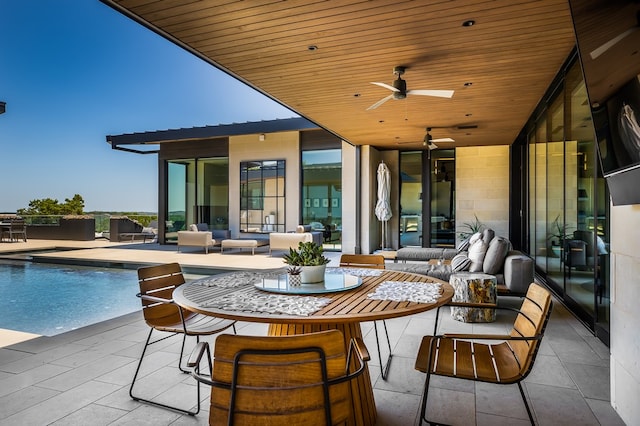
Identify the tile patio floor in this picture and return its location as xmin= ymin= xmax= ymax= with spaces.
xmin=0 ymin=240 xmax=626 ymax=425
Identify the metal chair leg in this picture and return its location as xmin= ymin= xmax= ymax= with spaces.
xmin=130 ymin=328 xmax=201 ymax=415
xmin=419 ymin=339 xmax=450 ymax=426
xmin=373 ymin=320 xmax=393 ymax=380
xmin=518 ymin=381 xmax=536 ymax=425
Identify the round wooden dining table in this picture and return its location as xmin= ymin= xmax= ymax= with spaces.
xmin=173 ymin=268 xmax=453 ymax=426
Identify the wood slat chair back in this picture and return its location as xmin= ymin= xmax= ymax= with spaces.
xmin=194 ymin=330 xmax=366 ymax=426
xmin=131 ymin=262 xmax=236 ymax=415
xmin=339 ymin=254 xmax=385 ymax=269
xmin=414 ymin=283 xmax=552 ymax=424
xmin=137 ymin=262 xmax=189 ymax=329
xmin=507 ymin=283 xmax=552 ymax=378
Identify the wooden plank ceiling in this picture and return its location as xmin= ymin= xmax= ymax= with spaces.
xmin=102 ymin=0 xmax=576 ymax=150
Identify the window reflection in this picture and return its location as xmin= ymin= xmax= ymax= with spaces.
xmin=166 ymin=157 xmax=229 ymax=242
xmin=301 ymin=149 xmax=341 ymax=250
xmin=240 ymin=160 xmax=285 ymax=233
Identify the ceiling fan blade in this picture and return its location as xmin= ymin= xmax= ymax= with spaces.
xmin=371 ymin=82 xmax=399 ymax=92
xmin=407 ymin=89 xmax=454 ymax=98
xmin=432 ymin=137 xmax=455 ymax=143
xmin=366 ymin=94 xmax=395 ymax=110
xmin=590 ymin=26 xmax=639 ymax=59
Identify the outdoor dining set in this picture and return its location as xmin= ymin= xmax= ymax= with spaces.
xmin=0 ymin=218 xmax=27 ymax=243
xmin=130 ymin=254 xmax=552 ymax=425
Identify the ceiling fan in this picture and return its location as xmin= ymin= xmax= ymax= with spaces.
xmin=397 ymin=127 xmax=455 ymax=150
xmin=367 ymin=66 xmax=454 ymax=110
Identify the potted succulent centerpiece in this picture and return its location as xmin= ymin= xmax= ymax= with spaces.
xmin=283 ymin=241 xmax=331 ymax=283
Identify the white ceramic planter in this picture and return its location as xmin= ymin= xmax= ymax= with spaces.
xmin=300 ymin=264 xmax=326 ymax=283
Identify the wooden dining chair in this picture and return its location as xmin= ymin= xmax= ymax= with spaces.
xmin=131 ymin=262 xmax=237 ymax=415
xmin=339 ymin=254 xmax=392 ymax=379
xmin=414 ymin=283 xmax=553 ymax=425
xmin=4 ymin=219 xmax=27 ymax=242
xmin=187 ymin=329 xmax=370 ymax=426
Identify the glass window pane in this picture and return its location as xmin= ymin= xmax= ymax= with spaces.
xmin=547 ymin=92 xmax=565 ymax=283
xmin=196 ymin=158 xmax=229 ymax=230
xmin=430 ymin=150 xmax=455 ymax=247
xmin=301 ymin=149 xmax=341 ymax=250
xmin=400 ymin=152 xmax=422 ymax=247
xmin=239 ymin=160 xmax=285 ymax=233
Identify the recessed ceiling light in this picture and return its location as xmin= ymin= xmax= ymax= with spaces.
xmin=465 ymin=113 xmax=473 ymax=117
xmin=354 ymin=93 xmax=361 ymax=97
xmin=379 ymin=120 xmax=384 ymax=123
xmin=307 ymin=45 xmax=318 ymax=51
xmin=462 ymin=20 xmax=475 ymax=27
xmin=464 ymin=82 xmax=473 ymax=87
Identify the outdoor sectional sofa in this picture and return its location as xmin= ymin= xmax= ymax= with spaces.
xmin=177 ymin=224 xmax=231 ymax=254
xmin=268 ymin=225 xmax=323 ymax=255
xmin=388 ymin=229 xmax=534 ymax=295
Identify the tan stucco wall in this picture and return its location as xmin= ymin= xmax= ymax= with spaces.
xmin=228 ymin=132 xmax=300 ymax=236
xmin=456 ymin=145 xmax=510 ymax=241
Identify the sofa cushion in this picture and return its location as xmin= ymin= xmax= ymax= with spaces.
xmin=189 ymin=224 xmax=198 ymax=232
xmin=482 ymin=228 xmax=495 ymax=243
xmin=451 ymin=252 xmax=472 ymax=272
xmin=469 ymin=231 xmax=483 ymax=245
xmin=297 ymin=225 xmax=313 ymax=233
xmin=468 ymin=238 xmax=489 ymax=272
xmin=212 ymin=229 xmax=231 ymax=240
xmin=196 ymin=223 xmax=209 ymax=232
xmin=457 ymin=236 xmax=472 ymax=252
xmin=483 ymin=236 xmax=511 ymax=274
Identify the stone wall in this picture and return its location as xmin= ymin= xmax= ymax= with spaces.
xmin=610 ymin=204 xmax=640 ymax=425
xmin=455 ymin=145 xmax=510 ymax=242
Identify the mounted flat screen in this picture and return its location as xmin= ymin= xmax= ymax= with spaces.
xmin=599 ymin=75 xmax=640 ymax=176
xmin=569 ymin=0 xmax=640 ymax=204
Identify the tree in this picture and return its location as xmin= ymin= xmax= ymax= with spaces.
xmin=17 ymin=194 xmax=85 ymax=215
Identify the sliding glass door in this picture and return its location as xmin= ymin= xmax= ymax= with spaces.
xmin=301 ymin=149 xmax=342 ymax=250
xmin=400 ymin=150 xmax=455 ymax=248
xmin=166 ymin=157 xmax=228 ymax=242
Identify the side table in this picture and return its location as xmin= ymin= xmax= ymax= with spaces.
xmin=449 ymin=272 xmax=497 ymax=323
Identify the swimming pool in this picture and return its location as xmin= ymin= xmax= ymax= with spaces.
xmin=0 ymin=261 xmax=142 ymax=336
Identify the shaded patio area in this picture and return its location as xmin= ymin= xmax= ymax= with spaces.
xmin=0 ymin=240 xmax=624 ymax=425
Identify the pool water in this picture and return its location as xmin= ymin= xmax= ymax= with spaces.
xmin=0 ymin=261 xmax=141 ymax=336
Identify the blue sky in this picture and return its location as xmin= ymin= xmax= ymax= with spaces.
xmin=0 ymin=1 xmax=295 ymax=213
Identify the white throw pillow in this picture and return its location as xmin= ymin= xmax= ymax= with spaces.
xmin=468 ymin=238 xmax=489 ymax=272
xmin=189 ymin=224 xmax=198 ymax=232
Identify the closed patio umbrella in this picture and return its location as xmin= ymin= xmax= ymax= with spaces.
xmin=375 ymin=161 xmax=392 ymax=250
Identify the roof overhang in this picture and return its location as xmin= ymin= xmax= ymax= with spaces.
xmin=100 ymin=0 xmax=577 ymax=151
xmin=107 ymin=117 xmax=319 ymax=154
